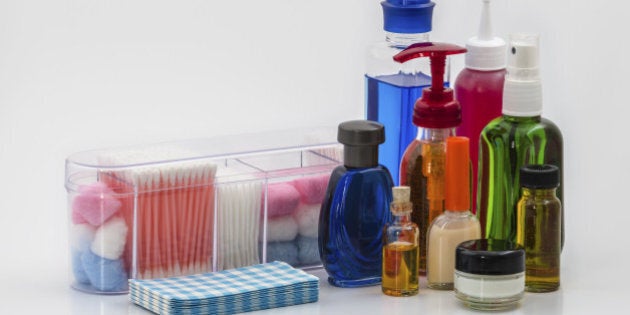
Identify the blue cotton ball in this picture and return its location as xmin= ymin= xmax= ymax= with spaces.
xmin=72 ymin=251 xmax=91 ymax=285
xmin=297 ymin=236 xmax=320 ymax=265
xmin=81 ymin=250 xmax=128 ymax=292
xmin=266 ymin=241 xmax=299 ymax=266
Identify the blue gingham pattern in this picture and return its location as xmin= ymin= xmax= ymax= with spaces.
xmin=129 ymin=261 xmax=319 ymax=315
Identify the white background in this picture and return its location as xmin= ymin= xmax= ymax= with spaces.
xmin=0 ymin=0 xmax=628 ymax=314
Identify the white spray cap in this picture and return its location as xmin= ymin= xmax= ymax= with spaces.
xmin=502 ymin=33 xmax=543 ymax=117
xmin=465 ymin=0 xmax=506 ymax=70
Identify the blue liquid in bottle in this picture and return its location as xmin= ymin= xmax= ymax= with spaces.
xmin=319 ymin=166 xmax=394 ymax=287
xmin=366 ymin=72 xmax=431 ymax=184
xmin=318 ymin=120 xmax=393 ymax=287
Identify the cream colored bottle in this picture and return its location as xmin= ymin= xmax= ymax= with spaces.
xmin=427 ymin=137 xmax=481 ymax=290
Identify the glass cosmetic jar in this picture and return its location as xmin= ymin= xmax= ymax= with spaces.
xmin=454 ymin=239 xmax=525 ymax=310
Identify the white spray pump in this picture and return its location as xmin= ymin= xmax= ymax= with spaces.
xmin=502 ymin=34 xmax=543 ymax=117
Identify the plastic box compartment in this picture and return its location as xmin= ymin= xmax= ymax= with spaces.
xmin=65 ymin=129 xmax=342 ymax=294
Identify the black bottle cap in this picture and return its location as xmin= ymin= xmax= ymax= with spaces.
xmin=337 ymin=120 xmax=385 ymax=168
xmin=520 ymin=164 xmax=559 ymax=189
xmin=456 ymin=239 xmax=525 ymax=275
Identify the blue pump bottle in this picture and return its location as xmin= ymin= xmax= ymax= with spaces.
xmin=319 ymin=120 xmax=394 ymax=287
xmin=366 ymin=0 xmax=438 ymax=185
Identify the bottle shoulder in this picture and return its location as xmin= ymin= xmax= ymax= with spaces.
xmin=431 ymin=211 xmax=479 ymax=230
xmin=387 ymin=222 xmax=419 ymax=231
xmin=519 ymin=192 xmax=562 ymax=206
xmin=538 ymin=117 xmax=563 ymax=137
xmin=454 ymin=68 xmax=506 ymax=91
xmin=481 ymin=116 xmax=563 ymax=142
xmin=332 ymin=165 xmax=394 ymax=185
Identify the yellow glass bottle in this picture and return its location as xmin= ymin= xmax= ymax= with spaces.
xmin=382 ymin=186 xmax=419 ymax=296
xmin=516 ymin=164 xmax=561 ymax=292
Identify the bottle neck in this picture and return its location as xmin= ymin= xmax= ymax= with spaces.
xmin=343 ymin=145 xmax=378 ymax=169
xmin=503 ymin=114 xmax=541 ymax=124
xmin=386 ymin=32 xmax=430 ymax=49
xmin=522 ymin=187 xmax=558 ymax=199
xmin=502 ymin=115 xmax=541 ymax=123
xmin=416 ymin=127 xmax=456 ymax=141
xmin=392 ymin=212 xmax=412 ymax=224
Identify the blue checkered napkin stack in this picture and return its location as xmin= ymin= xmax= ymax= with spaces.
xmin=128 ymin=261 xmax=319 ymax=315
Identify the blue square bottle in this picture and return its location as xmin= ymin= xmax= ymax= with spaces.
xmin=319 ymin=120 xmax=394 ymax=287
xmin=366 ymin=0 xmax=437 ymax=185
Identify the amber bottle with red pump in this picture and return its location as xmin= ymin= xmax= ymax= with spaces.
xmin=394 ymin=42 xmax=466 ymax=274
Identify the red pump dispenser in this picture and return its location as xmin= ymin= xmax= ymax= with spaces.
xmin=393 ymin=43 xmax=467 ymax=128
xmin=393 ymin=42 xmax=467 ymax=274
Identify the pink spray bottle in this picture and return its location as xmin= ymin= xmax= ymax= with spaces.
xmin=454 ymin=0 xmax=506 ymax=214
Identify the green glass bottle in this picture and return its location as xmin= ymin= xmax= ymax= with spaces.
xmin=477 ymin=34 xmax=564 ymax=245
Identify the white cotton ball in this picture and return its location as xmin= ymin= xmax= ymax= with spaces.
xmin=293 ymin=203 xmax=320 ymax=238
xmin=266 ymin=216 xmax=298 ymax=242
xmin=91 ymin=217 xmax=128 ymax=260
xmin=70 ymin=224 xmax=96 ymax=252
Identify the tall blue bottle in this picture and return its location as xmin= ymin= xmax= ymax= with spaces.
xmin=366 ymin=0 xmax=437 ymax=185
xmin=319 ymin=120 xmax=394 ymax=287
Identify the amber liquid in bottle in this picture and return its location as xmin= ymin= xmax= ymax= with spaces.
xmin=400 ymin=128 xmax=453 ymax=274
xmin=382 ymin=186 xmax=420 ymax=297
xmin=517 ymin=187 xmax=561 ymax=292
xmin=382 ymin=242 xmax=419 ymax=296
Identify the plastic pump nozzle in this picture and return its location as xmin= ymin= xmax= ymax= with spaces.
xmin=502 ymin=34 xmax=542 ymax=117
xmin=466 ymin=0 xmax=506 ymax=70
xmin=393 ymin=42 xmax=467 ymax=128
xmin=478 ymin=0 xmax=493 ymax=40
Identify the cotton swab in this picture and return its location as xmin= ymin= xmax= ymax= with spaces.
xmin=215 ymin=181 xmax=262 ymax=270
xmin=98 ymin=149 xmax=217 ymax=280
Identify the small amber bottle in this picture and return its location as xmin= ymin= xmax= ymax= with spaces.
xmin=516 ymin=164 xmax=562 ymax=292
xmin=382 ymin=186 xmax=419 ymax=296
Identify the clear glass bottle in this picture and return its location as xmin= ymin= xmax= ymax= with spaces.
xmin=400 ymin=127 xmax=454 ymax=274
xmin=427 ymin=137 xmax=481 ymax=290
xmin=393 ymin=42 xmax=467 ymax=274
xmin=382 ymin=186 xmax=419 ymax=296
xmin=366 ymin=0 xmax=437 ymax=185
xmin=516 ymin=164 xmax=561 ymax=292
xmin=477 ymin=34 xmax=564 ymax=246
xmin=319 ymin=120 xmax=394 ymax=288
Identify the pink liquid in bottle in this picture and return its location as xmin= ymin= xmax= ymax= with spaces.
xmin=454 ymin=68 xmax=505 ymax=214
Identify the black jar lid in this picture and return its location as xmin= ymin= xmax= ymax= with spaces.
xmin=456 ymin=239 xmax=525 ymax=275
xmin=520 ymin=164 xmax=559 ymax=189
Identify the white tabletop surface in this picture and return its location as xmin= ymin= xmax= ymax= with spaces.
xmin=2 ymin=255 xmax=627 ymax=315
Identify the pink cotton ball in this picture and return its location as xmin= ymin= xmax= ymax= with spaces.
xmin=71 ymin=210 xmax=88 ymax=225
xmin=78 ymin=182 xmax=113 ymax=195
xmin=72 ymin=182 xmax=122 ymax=226
xmin=265 ymin=183 xmax=300 ymax=218
xmin=292 ymin=174 xmax=330 ymax=204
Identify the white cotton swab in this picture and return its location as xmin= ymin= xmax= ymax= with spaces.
xmin=215 ymin=180 xmax=262 ymax=271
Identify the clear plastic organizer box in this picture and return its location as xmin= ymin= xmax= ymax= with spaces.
xmin=65 ymin=129 xmax=342 ymax=294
